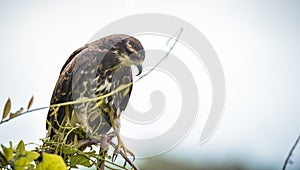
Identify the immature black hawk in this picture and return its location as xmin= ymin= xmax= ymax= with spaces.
xmin=46 ymin=34 xmax=145 ymax=158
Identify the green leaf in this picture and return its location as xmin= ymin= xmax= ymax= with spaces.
xmin=2 ymin=98 xmax=11 ymax=120
xmin=16 ymin=140 xmax=25 ymax=151
xmin=25 ymin=151 xmax=39 ymax=162
xmin=85 ymin=150 xmax=97 ymax=157
xmin=1 ymin=142 xmax=13 ymax=161
xmin=70 ymin=154 xmax=91 ymax=168
xmin=36 ymin=152 xmax=67 ymax=170
xmin=13 ymin=142 xmax=39 ymax=170
xmin=14 ymin=152 xmax=39 ymax=170
xmin=14 ymin=157 xmax=27 ymax=170
xmin=16 ymin=140 xmax=26 ymax=156
xmin=62 ymin=146 xmax=77 ymax=155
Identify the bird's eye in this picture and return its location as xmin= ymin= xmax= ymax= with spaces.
xmin=131 ymin=43 xmax=139 ymax=50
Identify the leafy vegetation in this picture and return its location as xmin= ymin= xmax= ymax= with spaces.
xmin=0 ymin=140 xmax=67 ymax=170
xmin=0 ymin=97 xmax=137 ymax=170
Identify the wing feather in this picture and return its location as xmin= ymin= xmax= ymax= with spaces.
xmin=47 ymin=36 xmax=135 ymax=139
xmin=46 ymin=47 xmax=109 ymax=138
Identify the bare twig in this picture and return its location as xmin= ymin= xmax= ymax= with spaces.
xmin=137 ymin=27 xmax=183 ymax=80
xmin=282 ymin=134 xmax=300 ymax=170
xmin=0 ymin=106 xmax=49 ymax=125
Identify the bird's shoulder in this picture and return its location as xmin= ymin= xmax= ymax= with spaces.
xmin=50 ymin=45 xmax=110 ymax=103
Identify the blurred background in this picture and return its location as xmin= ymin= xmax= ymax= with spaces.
xmin=0 ymin=0 xmax=300 ymax=169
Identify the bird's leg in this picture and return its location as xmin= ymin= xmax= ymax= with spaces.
xmin=108 ymin=107 xmax=135 ymax=162
xmin=111 ymin=132 xmax=135 ymax=162
xmin=98 ymin=135 xmax=109 ymax=170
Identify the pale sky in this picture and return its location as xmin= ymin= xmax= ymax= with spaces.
xmin=0 ymin=1 xmax=300 ymax=169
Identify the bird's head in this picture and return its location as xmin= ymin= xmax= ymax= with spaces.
xmin=112 ymin=35 xmax=145 ymax=76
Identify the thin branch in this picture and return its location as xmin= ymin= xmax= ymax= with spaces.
xmin=138 ymin=27 xmax=183 ymax=80
xmin=282 ymin=134 xmax=300 ymax=170
xmin=0 ymin=106 xmax=49 ymax=125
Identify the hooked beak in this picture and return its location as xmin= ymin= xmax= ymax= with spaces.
xmin=136 ymin=64 xmax=143 ymax=76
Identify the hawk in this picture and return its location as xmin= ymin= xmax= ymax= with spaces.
xmin=46 ymin=34 xmax=145 ymax=159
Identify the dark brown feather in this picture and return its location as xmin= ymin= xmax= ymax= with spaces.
xmin=46 ymin=34 xmax=144 ymax=142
